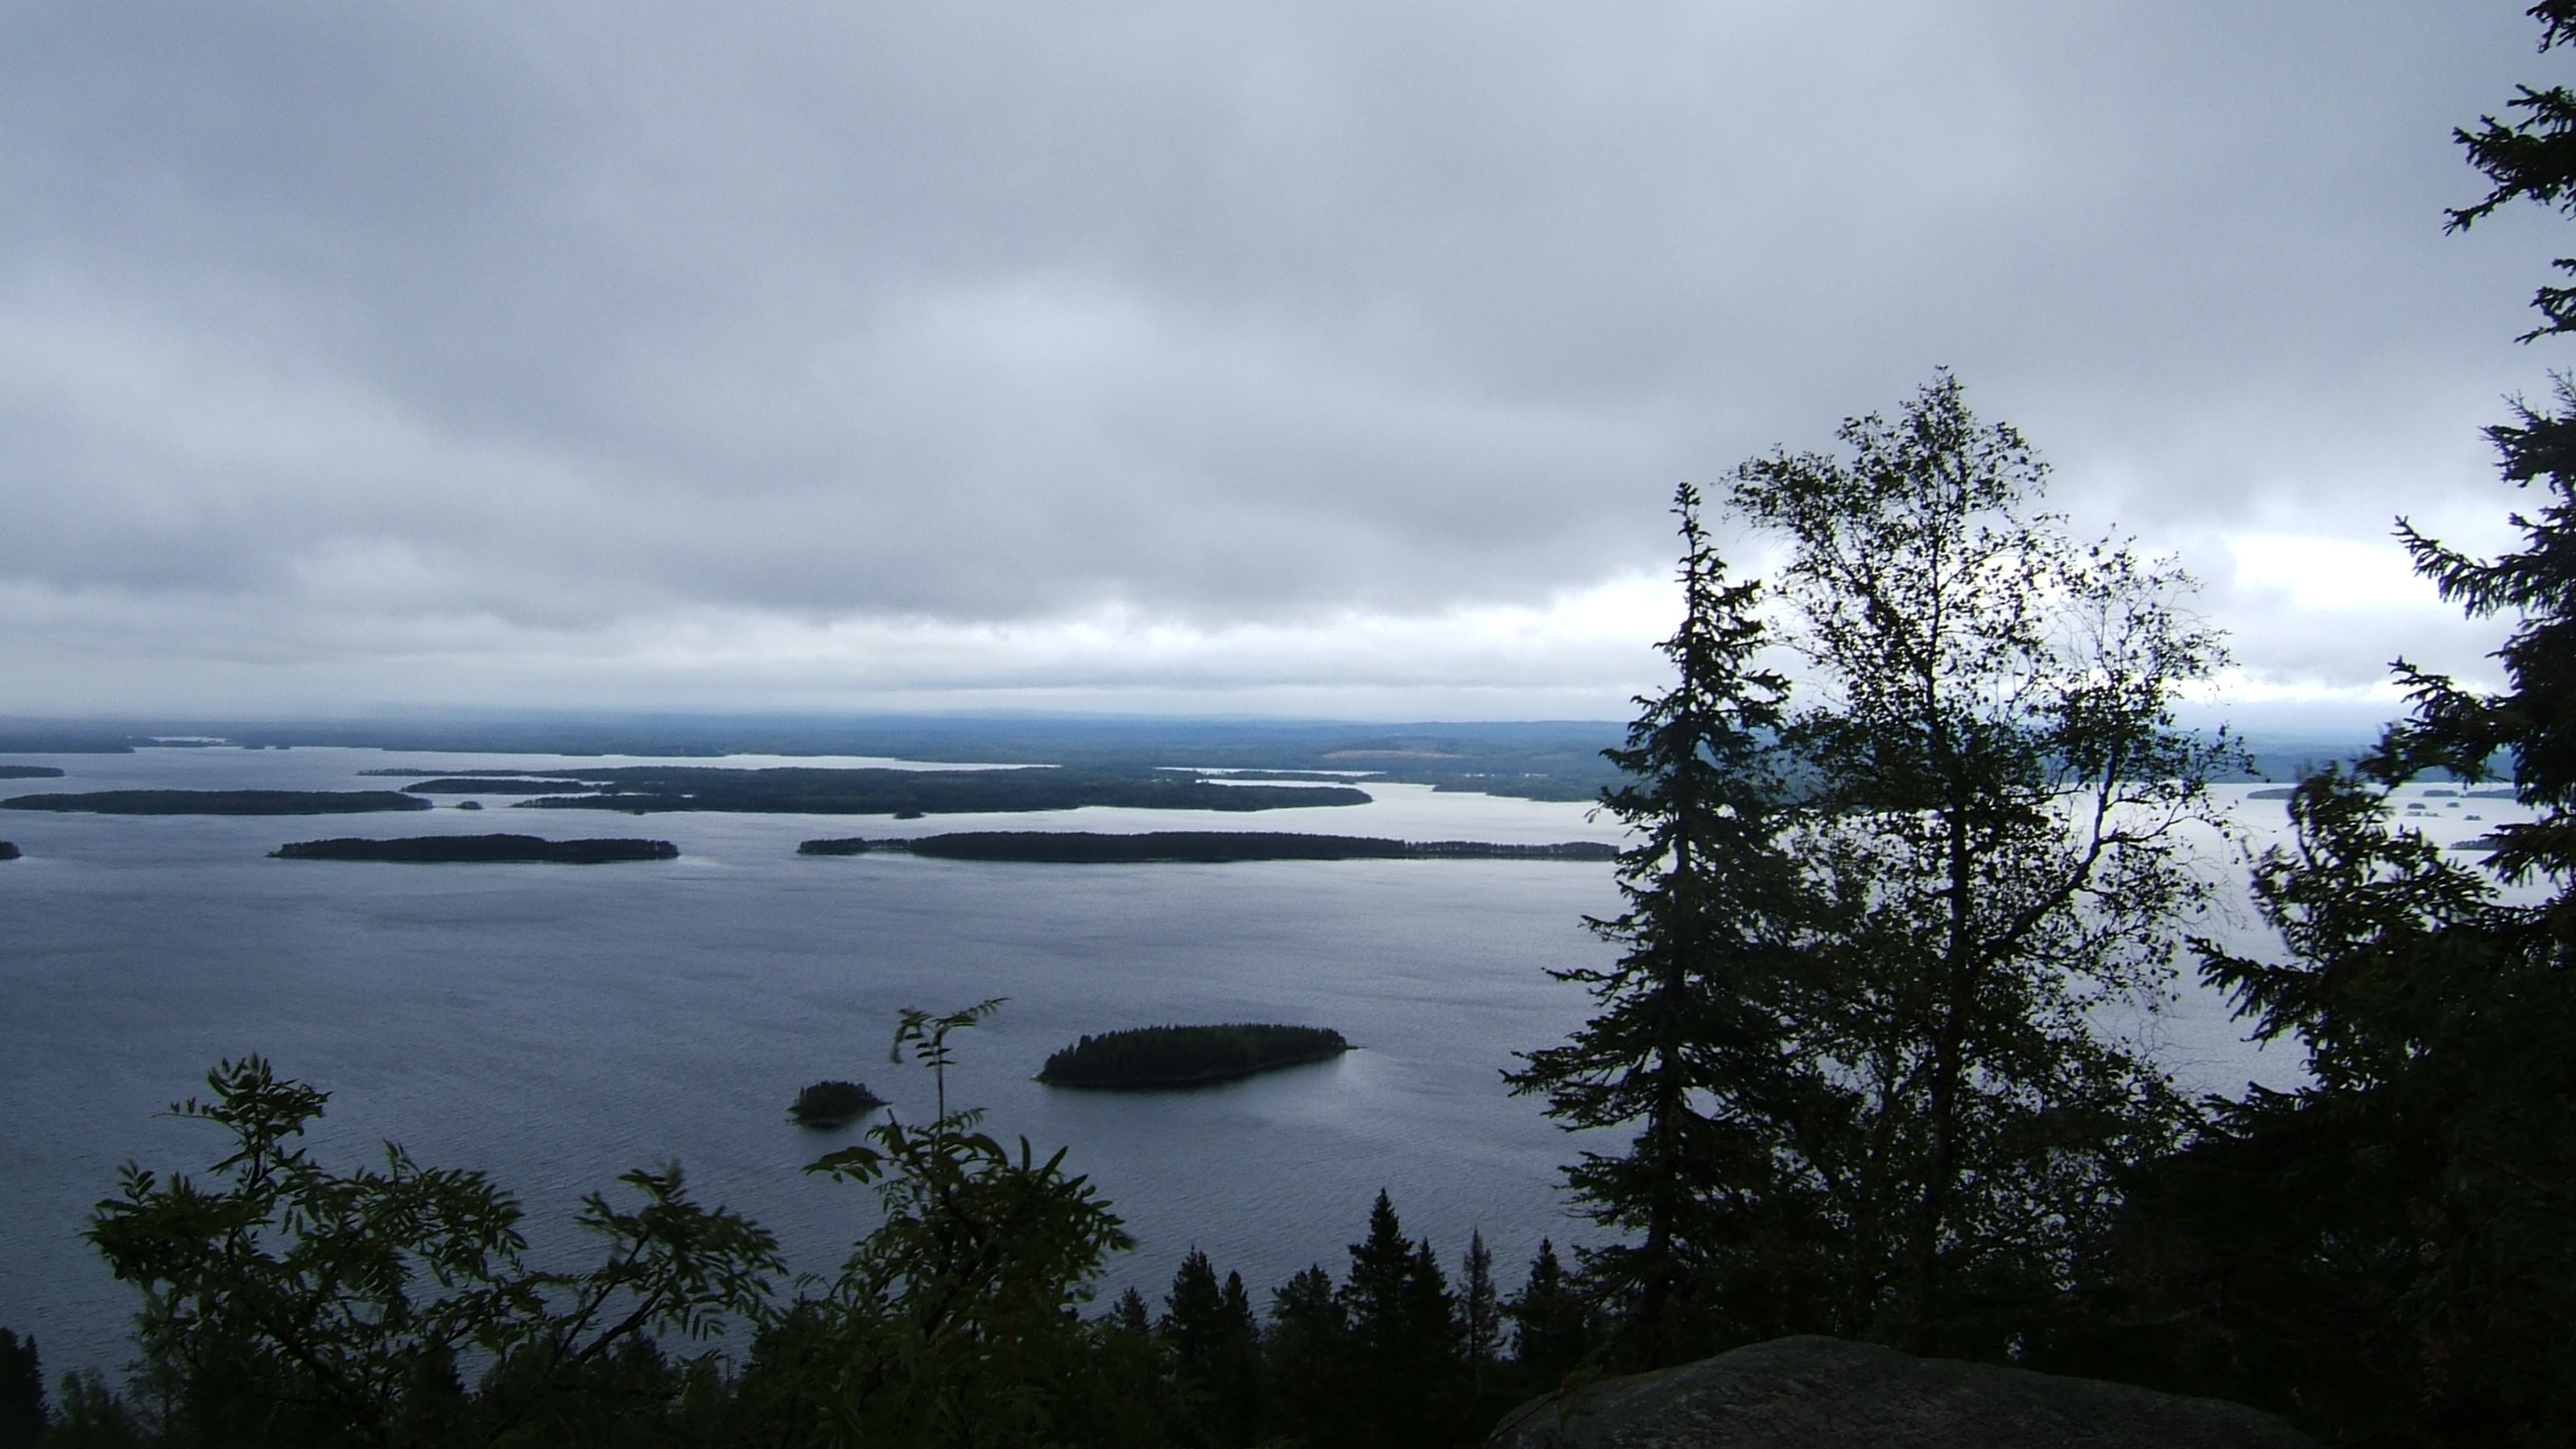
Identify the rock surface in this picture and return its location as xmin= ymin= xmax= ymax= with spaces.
xmin=1486 ymin=1336 xmax=2316 ymax=1449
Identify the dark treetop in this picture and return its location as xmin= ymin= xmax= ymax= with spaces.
xmin=0 ymin=790 xmax=431 ymax=815
xmin=270 ymin=835 xmax=678 ymax=864
xmin=1038 ymin=1024 xmax=1352 ymax=1088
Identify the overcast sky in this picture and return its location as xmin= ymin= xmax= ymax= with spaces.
xmin=0 ymin=1 xmax=2565 ymax=721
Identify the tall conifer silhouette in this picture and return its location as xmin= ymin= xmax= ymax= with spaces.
xmin=1508 ymin=481 xmax=1800 ymax=1364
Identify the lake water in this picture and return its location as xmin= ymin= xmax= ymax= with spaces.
xmin=2 ymin=746 xmax=2513 ymax=1379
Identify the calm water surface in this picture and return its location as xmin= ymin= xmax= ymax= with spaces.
xmin=6 ymin=747 xmax=2481 ymax=1377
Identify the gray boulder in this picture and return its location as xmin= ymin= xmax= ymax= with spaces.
xmin=1486 ymin=1335 xmax=2316 ymax=1449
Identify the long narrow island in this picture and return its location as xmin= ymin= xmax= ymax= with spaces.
xmin=799 ymin=831 xmax=1619 ymax=862
xmin=3 ymin=790 xmax=431 ymax=815
xmin=1039 ymin=1024 xmax=1353 ymax=1088
xmin=272 ymin=834 xmax=679 ymax=864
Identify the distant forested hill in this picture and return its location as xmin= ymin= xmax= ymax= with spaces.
xmin=251 ymin=716 xmax=1638 ymax=802
xmin=398 ymin=766 xmax=1369 ymax=815
xmin=0 ymin=715 xmax=2379 ymax=806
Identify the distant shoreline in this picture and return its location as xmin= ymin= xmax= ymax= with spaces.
xmin=799 ymin=831 xmax=1618 ymax=863
xmin=382 ymin=765 xmax=1372 ymax=816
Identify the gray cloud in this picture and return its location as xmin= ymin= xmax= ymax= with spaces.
xmin=0 ymin=0 xmax=2553 ymax=713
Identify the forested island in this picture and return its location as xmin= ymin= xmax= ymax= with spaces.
xmin=799 ymin=831 xmax=1618 ymax=862
xmin=383 ymin=765 xmax=1368 ymax=815
xmin=797 ymin=837 xmax=879 ymax=854
xmin=385 ymin=777 xmax=601 ymax=795
xmin=0 ymin=765 xmax=63 ymax=778
xmin=0 ymin=790 xmax=431 ymax=815
xmin=789 ymin=1080 xmax=886 ymax=1128
xmin=271 ymin=835 xmax=679 ymax=864
xmin=0 ymin=842 xmax=17 ymax=860
xmin=1038 ymin=1024 xmax=1352 ymax=1088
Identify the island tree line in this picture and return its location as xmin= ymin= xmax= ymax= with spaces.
xmin=12 ymin=6 xmax=2576 ymax=1443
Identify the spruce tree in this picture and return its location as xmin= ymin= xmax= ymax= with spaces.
xmin=1505 ymin=481 xmax=1804 ymax=1364
xmin=1335 ymin=1191 xmax=1464 ymax=1447
xmin=1213 ymin=1270 xmax=1260 ymax=1443
xmin=1458 ymin=1230 xmax=1501 ymax=1399
xmin=1161 ymin=1249 xmax=1226 ymax=1377
xmin=0 ymin=1331 xmax=41 ymax=1449
xmin=2068 ymin=12 xmax=2576 ymax=1440
xmin=1160 ymin=1249 xmax=1261 ymax=1447
xmin=1264 ymin=1265 xmax=1350 ymax=1447
xmin=2091 ymin=762 xmax=2569 ymax=1444
xmin=1501 ymin=1240 xmax=1593 ymax=1391
xmin=2451 ymin=0 xmax=2576 ymax=341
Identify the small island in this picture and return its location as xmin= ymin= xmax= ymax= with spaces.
xmin=2 ymin=790 xmax=431 ymax=815
xmin=0 ymin=842 xmax=18 ymax=860
xmin=0 ymin=766 xmax=64 ymax=779
xmin=800 ymin=831 xmax=1619 ymax=863
xmin=271 ymin=834 xmax=679 ymax=864
xmin=1038 ymin=1023 xmax=1352 ymax=1088
xmin=790 ymin=1080 xmax=886 ymax=1128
